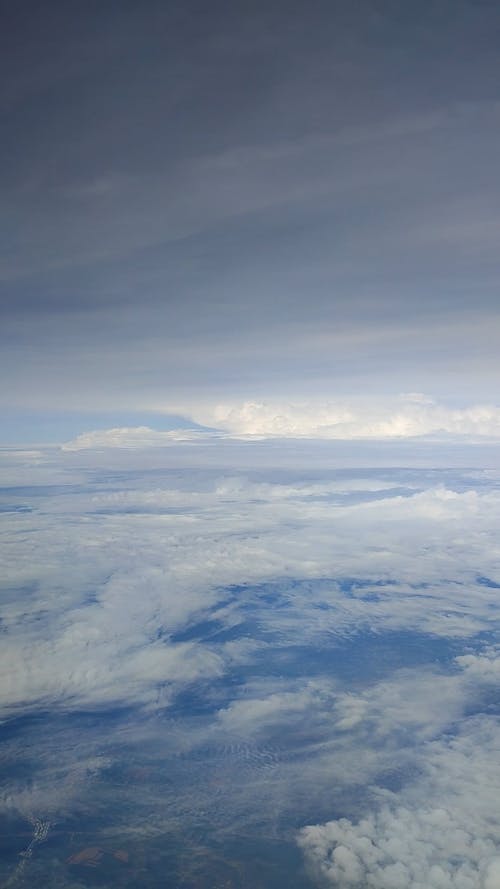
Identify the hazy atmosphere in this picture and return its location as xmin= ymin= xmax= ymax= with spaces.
xmin=2 ymin=0 xmax=500 ymax=441
xmin=2 ymin=2 xmax=500 ymax=888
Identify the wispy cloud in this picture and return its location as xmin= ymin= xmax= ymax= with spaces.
xmin=61 ymin=425 xmax=219 ymax=450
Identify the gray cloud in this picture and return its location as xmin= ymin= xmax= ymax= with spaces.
xmin=1 ymin=1 xmax=500 ymax=431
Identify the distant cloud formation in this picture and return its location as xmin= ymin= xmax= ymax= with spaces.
xmin=206 ymin=396 xmax=500 ymax=440
xmin=61 ymin=396 xmax=500 ymax=448
xmin=61 ymin=425 xmax=218 ymax=450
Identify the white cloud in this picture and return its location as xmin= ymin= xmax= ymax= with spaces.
xmin=58 ymin=396 xmax=500 ymax=450
xmin=3 ymin=447 xmax=500 ymax=871
xmin=298 ymin=714 xmax=500 ymax=889
xmin=216 ymin=681 xmax=338 ymax=735
xmin=194 ymin=397 xmax=500 ymax=440
xmin=3 ymin=451 xmax=500 ymax=721
xmin=214 ymin=667 xmax=467 ymax=746
xmin=456 ymin=648 xmax=500 ymax=685
xmin=86 ymin=475 xmax=409 ymax=512
xmin=331 ymin=669 xmax=466 ymax=742
xmin=61 ymin=425 xmax=219 ymax=450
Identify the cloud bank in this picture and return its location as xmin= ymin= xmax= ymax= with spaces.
xmin=61 ymin=425 xmax=218 ymax=450
xmin=60 ymin=397 xmax=500 ymax=450
xmin=204 ymin=397 xmax=500 ymax=440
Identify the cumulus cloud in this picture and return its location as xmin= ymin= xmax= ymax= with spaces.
xmin=298 ymin=714 xmax=500 ymax=889
xmin=456 ymin=647 xmax=500 ymax=685
xmin=58 ymin=397 xmax=500 ymax=450
xmin=196 ymin=397 xmax=500 ymax=440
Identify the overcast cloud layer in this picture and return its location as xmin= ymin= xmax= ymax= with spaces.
xmin=2 ymin=0 xmax=500 ymax=441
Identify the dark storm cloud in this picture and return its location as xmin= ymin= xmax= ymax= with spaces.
xmin=1 ymin=0 xmax=500 ymax=422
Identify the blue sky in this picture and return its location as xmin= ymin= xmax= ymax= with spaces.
xmin=1 ymin=0 xmax=500 ymax=443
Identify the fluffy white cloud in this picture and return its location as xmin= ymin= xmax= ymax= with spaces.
xmin=299 ymin=715 xmax=500 ymax=889
xmin=196 ymin=396 xmax=500 ymax=440
xmin=456 ymin=648 xmax=500 ymax=684
xmin=58 ymin=396 xmax=500 ymax=449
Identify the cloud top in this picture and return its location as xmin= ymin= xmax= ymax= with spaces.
xmin=207 ymin=397 xmax=500 ymax=440
xmin=61 ymin=397 xmax=500 ymax=448
xmin=299 ymin=713 xmax=500 ymax=889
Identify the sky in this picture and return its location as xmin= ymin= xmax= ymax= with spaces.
xmin=2 ymin=0 xmax=500 ymax=443
xmin=4 ymin=8 xmax=500 ymax=884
